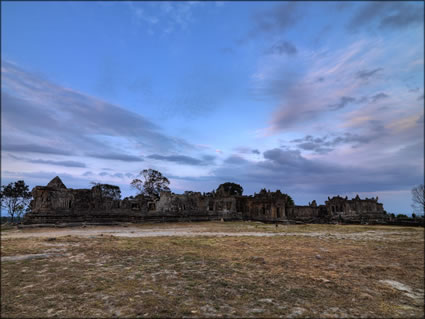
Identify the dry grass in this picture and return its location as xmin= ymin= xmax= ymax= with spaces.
xmin=1 ymin=223 xmax=424 ymax=318
xmin=0 ymin=224 xmax=15 ymax=233
xmin=131 ymin=221 xmax=423 ymax=233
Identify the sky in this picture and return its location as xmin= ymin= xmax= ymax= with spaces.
xmin=1 ymin=1 xmax=424 ymax=215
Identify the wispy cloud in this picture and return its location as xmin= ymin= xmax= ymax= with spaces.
xmin=147 ymin=154 xmax=216 ymax=166
xmin=2 ymin=60 xmax=193 ymax=159
xmin=347 ymin=2 xmax=424 ymax=32
xmin=9 ymin=154 xmax=86 ymax=168
xmin=250 ymin=40 xmax=373 ymax=132
xmin=2 ymin=143 xmax=73 ymax=156
xmin=223 ymin=155 xmax=250 ymax=165
xmin=356 ymin=68 xmax=383 ymax=80
xmin=265 ymin=41 xmax=297 ymax=56
xmin=370 ymin=92 xmax=389 ymax=103
xmin=249 ymin=2 xmax=300 ymax=38
xmin=290 ymin=132 xmax=378 ymax=154
xmin=82 ymin=171 xmax=94 ymax=177
xmin=251 ymin=34 xmax=420 ymax=134
xmin=127 ymin=1 xmax=204 ymax=35
xmin=252 ymin=149 xmax=261 ymax=155
xmin=86 ymin=152 xmax=144 ymax=162
xmin=234 ymin=147 xmax=261 ymax=155
xmin=328 ymin=96 xmax=356 ymax=111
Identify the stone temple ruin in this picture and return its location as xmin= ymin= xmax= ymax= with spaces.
xmin=23 ymin=176 xmax=389 ymax=225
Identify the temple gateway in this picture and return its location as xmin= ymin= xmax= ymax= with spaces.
xmin=23 ymin=176 xmax=388 ymax=225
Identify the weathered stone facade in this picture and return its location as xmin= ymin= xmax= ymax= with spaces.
xmin=325 ymin=195 xmax=387 ymax=224
xmin=242 ymin=189 xmax=290 ymax=222
xmin=24 ymin=176 xmax=389 ymax=225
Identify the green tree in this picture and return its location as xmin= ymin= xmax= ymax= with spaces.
xmin=0 ymin=180 xmax=32 ymax=222
xmin=90 ymin=182 xmax=121 ymax=200
xmin=285 ymin=194 xmax=295 ymax=206
xmin=396 ymin=214 xmax=408 ymax=219
xmin=275 ymin=189 xmax=294 ymax=206
xmin=131 ymin=169 xmax=170 ymax=199
xmin=216 ymin=182 xmax=243 ymax=196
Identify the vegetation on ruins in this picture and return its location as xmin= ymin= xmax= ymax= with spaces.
xmin=216 ymin=182 xmax=243 ymax=196
xmin=411 ymin=184 xmax=425 ymax=215
xmin=396 ymin=214 xmax=409 ymax=219
xmin=0 ymin=180 xmax=32 ymax=222
xmin=286 ymin=194 xmax=295 ymax=207
xmin=90 ymin=182 xmax=121 ymax=200
xmin=131 ymin=169 xmax=170 ymax=199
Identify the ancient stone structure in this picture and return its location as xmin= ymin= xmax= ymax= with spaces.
xmin=24 ymin=176 xmax=389 ymax=225
xmin=325 ymin=195 xmax=387 ymax=224
xmin=242 ymin=189 xmax=290 ymax=223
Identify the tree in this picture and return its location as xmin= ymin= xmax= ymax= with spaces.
xmin=411 ymin=184 xmax=425 ymax=216
xmin=90 ymin=182 xmax=121 ymax=200
xmin=131 ymin=169 xmax=170 ymax=199
xmin=285 ymin=194 xmax=295 ymax=207
xmin=396 ymin=214 xmax=409 ymax=219
xmin=0 ymin=180 xmax=32 ymax=222
xmin=216 ymin=182 xmax=243 ymax=196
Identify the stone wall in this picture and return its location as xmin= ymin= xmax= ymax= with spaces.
xmin=287 ymin=206 xmax=318 ymax=222
xmin=24 ymin=176 xmax=389 ymax=225
xmin=243 ymin=190 xmax=289 ymax=222
xmin=325 ymin=195 xmax=388 ymax=224
xmin=24 ymin=177 xmax=243 ymax=224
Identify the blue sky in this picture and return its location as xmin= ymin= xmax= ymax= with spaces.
xmin=1 ymin=1 xmax=424 ymax=215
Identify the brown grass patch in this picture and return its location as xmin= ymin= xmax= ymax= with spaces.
xmin=1 ymin=223 xmax=424 ymax=318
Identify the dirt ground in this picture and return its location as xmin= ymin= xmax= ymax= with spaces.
xmin=1 ymin=222 xmax=424 ymax=318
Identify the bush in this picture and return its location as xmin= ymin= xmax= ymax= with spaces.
xmin=396 ymin=214 xmax=409 ymax=219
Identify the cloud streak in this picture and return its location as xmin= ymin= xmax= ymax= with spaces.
xmin=9 ymin=155 xmax=86 ymax=168
xmin=234 ymin=147 xmax=261 ymax=155
xmin=356 ymin=68 xmax=383 ymax=80
xmin=2 ymin=143 xmax=73 ymax=156
xmin=86 ymin=152 xmax=144 ymax=162
xmin=127 ymin=1 xmax=204 ymax=35
xmin=251 ymin=40 xmax=374 ymax=132
xmin=250 ymin=2 xmax=299 ymax=37
xmin=348 ymin=2 xmax=424 ymax=31
xmin=2 ymin=60 xmax=193 ymax=159
xmin=328 ymin=96 xmax=356 ymax=110
xmin=147 ymin=154 xmax=216 ymax=166
xmin=290 ymin=133 xmax=377 ymax=154
xmin=266 ymin=41 xmax=297 ymax=56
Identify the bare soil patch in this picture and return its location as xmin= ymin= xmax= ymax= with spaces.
xmin=1 ymin=222 xmax=423 ymax=318
xmin=2 ymin=222 xmax=421 ymax=241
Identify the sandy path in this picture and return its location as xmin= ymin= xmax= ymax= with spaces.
xmin=2 ymin=227 xmax=289 ymax=238
xmin=1 ymin=226 xmax=420 ymax=241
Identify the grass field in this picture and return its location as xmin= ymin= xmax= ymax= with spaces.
xmin=1 ymin=222 xmax=424 ymax=318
